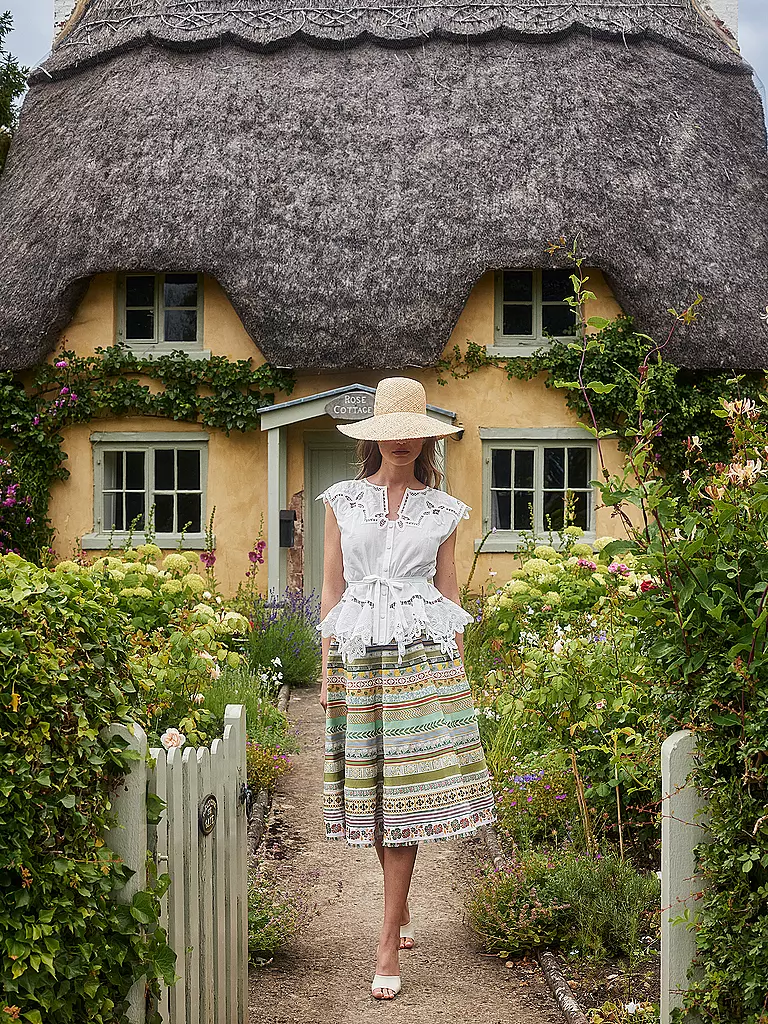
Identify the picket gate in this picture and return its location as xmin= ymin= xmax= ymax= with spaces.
xmin=106 ymin=705 xmax=249 ymax=1024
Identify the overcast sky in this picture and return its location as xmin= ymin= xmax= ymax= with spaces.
xmin=4 ymin=0 xmax=768 ymax=118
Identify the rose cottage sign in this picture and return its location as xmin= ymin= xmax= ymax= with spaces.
xmin=324 ymin=390 xmax=374 ymax=421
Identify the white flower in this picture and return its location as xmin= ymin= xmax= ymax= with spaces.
xmin=272 ymin=656 xmax=282 ymax=666
xmin=552 ymin=640 xmax=564 ymax=655
xmin=192 ymin=693 xmax=205 ymax=704
xmin=625 ymin=1002 xmax=638 ymax=1015
xmin=215 ymin=596 xmax=222 ymax=604
xmin=488 ymin=570 xmax=498 ymax=577
xmin=160 ymin=727 xmax=186 ymax=750
xmin=199 ymin=650 xmax=216 ymax=662
xmin=203 ymin=590 xmax=212 ymax=599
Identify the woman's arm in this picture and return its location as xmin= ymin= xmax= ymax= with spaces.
xmin=319 ymin=502 xmax=346 ymax=710
xmin=433 ymin=528 xmax=465 ymax=663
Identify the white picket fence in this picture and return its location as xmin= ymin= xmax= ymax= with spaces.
xmin=105 ymin=705 xmax=249 ymax=1024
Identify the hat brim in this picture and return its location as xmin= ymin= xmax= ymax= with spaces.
xmin=336 ymin=411 xmax=461 ymax=441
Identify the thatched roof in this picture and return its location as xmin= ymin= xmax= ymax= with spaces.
xmin=0 ymin=0 xmax=766 ymax=372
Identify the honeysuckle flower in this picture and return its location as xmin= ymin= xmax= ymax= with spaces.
xmin=595 ymin=700 xmax=607 ymax=710
xmin=682 ymin=469 xmax=692 ymax=482
xmin=160 ymin=727 xmax=186 ymax=750
xmin=723 ymin=397 xmax=759 ymax=420
xmin=192 ymin=693 xmax=205 ymax=704
xmin=728 ymin=459 xmax=765 ymax=486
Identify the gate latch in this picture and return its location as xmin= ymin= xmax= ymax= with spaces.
xmin=239 ymin=782 xmax=254 ymax=821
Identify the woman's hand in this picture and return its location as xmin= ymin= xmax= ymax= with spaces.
xmin=319 ymin=680 xmax=328 ymax=712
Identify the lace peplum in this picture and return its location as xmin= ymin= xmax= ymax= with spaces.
xmin=315 ymin=478 xmax=474 ymax=664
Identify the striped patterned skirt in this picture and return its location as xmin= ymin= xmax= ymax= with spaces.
xmin=323 ymin=635 xmax=496 ymax=847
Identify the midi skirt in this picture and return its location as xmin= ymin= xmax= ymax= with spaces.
xmin=323 ymin=634 xmax=496 ymax=847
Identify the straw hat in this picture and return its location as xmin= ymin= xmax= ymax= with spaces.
xmin=336 ymin=377 xmax=461 ymax=441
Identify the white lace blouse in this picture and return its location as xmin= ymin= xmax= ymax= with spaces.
xmin=315 ymin=478 xmax=475 ymax=664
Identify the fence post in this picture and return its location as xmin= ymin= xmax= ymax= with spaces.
xmin=661 ymin=729 xmax=711 ymax=1024
xmin=224 ymin=704 xmax=248 ymax=1023
xmin=103 ymin=722 xmax=149 ymax=1024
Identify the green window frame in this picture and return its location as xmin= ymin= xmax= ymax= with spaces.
xmin=116 ymin=272 xmax=208 ymax=355
xmin=81 ymin=432 xmax=212 ymax=549
xmin=492 ymin=268 xmax=577 ymax=354
xmin=478 ymin=429 xmax=597 ymax=551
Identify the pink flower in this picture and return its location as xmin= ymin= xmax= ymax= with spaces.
xmin=55 ymin=359 xmax=69 ymax=368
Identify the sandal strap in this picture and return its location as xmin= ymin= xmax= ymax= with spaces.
xmin=371 ymin=974 xmax=401 ymax=994
xmin=399 ymin=922 xmax=416 ymax=940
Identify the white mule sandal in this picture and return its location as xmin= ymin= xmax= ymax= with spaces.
xmin=399 ymin=919 xmax=416 ymax=949
xmin=371 ymin=974 xmax=402 ymax=998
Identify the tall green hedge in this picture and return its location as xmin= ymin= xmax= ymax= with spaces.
xmin=0 ymin=553 xmax=174 ymax=1023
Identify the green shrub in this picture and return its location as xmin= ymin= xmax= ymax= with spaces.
xmin=0 ymin=553 xmax=175 ymax=1023
xmin=466 ymin=852 xmax=572 ymax=956
xmin=247 ymin=589 xmax=321 ymax=687
xmin=203 ymin=664 xmax=297 ymax=752
xmin=493 ymin=752 xmax=577 ymax=851
xmin=467 ymin=848 xmax=659 ymax=963
xmin=246 ymin=740 xmax=293 ymax=792
xmin=247 ymin=869 xmax=313 ymax=962
xmin=548 ymin=854 xmax=660 ymax=961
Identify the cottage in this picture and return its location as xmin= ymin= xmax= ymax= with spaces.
xmin=0 ymin=0 xmax=766 ymax=597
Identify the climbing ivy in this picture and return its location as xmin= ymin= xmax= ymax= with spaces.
xmin=0 ymin=343 xmax=295 ymax=563
xmin=436 ymin=316 xmax=764 ymax=487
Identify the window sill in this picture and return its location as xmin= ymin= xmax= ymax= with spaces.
xmin=81 ymin=533 xmax=213 ymax=550
xmin=474 ymin=532 xmax=597 ymax=554
xmin=118 ymin=345 xmax=212 ymax=361
xmin=486 ymin=342 xmax=555 ymax=358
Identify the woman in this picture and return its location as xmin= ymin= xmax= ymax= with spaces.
xmin=315 ymin=377 xmax=496 ymax=1000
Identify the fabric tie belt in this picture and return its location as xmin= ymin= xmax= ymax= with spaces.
xmin=346 ymin=575 xmax=431 ymax=644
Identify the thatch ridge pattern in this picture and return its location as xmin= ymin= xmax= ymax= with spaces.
xmin=37 ymin=0 xmax=744 ymax=80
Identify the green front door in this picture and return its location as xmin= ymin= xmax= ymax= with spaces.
xmin=305 ymin=436 xmax=358 ymax=599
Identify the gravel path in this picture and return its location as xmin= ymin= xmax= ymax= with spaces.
xmin=248 ymin=683 xmax=563 ymax=1024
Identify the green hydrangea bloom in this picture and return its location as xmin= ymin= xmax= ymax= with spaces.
xmin=506 ymin=579 xmax=531 ymax=595
xmin=522 ymin=558 xmax=552 ymax=577
xmin=182 ymin=573 xmax=206 ymax=595
xmin=570 ymin=543 xmax=595 ymax=558
xmin=192 ymin=603 xmax=216 ymax=619
xmin=543 ymin=591 xmax=561 ymax=605
xmin=160 ymin=579 xmax=183 ymax=595
xmin=136 ymin=543 xmax=163 ymax=560
xmin=533 ymin=545 xmax=558 ymax=561
xmin=182 ymin=550 xmax=199 ymax=564
xmin=163 ymin=553 xmax=190 ymax=575
xmin=53 ymin=560 xmax=81 ymax=573
xmin=107 ymin=569 xmax=126 ymax=581
xmin=120 ymin=548 xmax=142 ymax=562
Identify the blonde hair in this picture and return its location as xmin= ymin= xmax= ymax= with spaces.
xmin=353 ymin=439 xmax=443 ymax=489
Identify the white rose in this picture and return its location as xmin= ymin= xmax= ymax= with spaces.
xmin=160 ymin=727 xmax=186 ymax=750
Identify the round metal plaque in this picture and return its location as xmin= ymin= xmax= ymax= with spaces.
xmin=324 ymin=390 xmax=375 ymax=421
xmin=199 ymin=794 xmax=218 ymax=835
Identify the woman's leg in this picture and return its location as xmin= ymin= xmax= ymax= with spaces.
xmin=372 ymin=843 xmax=418 ymax=998
xmin=374 ymin=842 xmax=414 ymax=948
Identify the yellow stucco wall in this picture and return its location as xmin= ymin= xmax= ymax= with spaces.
xmin=30 ymin=268 xmax=630 ymax=596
